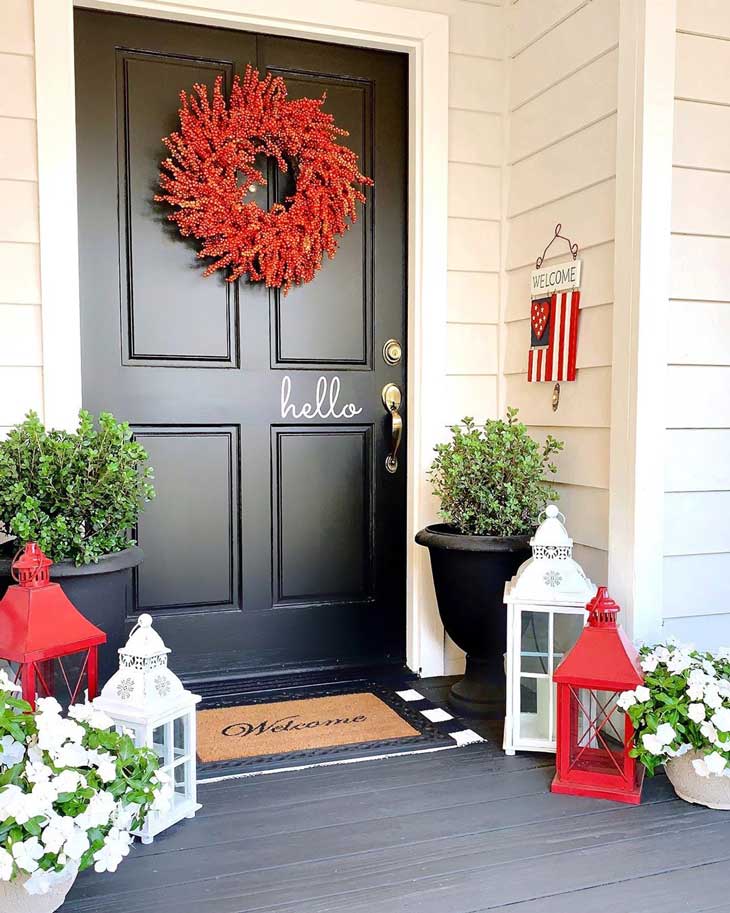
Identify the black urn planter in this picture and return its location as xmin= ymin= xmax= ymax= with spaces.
xmin=0 ymin=546 xmax=143 ymax=687
xmin=416 ymin=524 xmax=531 ymax=719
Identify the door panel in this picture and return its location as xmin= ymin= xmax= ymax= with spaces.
xmin=74 ymin=10 xmax=407 ymax=681
xmin=119 ymin=52 xmax=239 ymax=365
xmin=272 ymin=426 xmax=373 ymax=604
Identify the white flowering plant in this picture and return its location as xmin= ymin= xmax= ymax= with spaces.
xmin=618 ymin=642 xmax=730 ymax=779
xmin=0 ymin=670 xmax=170 ymax=895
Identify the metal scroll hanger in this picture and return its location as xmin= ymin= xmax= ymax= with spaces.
xmin=535 ymin=223 xmax=579 ymax=270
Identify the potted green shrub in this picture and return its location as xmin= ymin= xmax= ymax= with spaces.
xmin=0 ymin=669 xmax=169 ymax=911
xmin=416 ymin=409 xmax=562 ymax=717
xmin=0 ymin=411 xmax=155 ymax=684
xmin=619 ymin=641 xmax=730 ymax=809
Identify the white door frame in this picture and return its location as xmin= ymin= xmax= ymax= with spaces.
xmin=32 ymin=0 xmax=450 ymax=675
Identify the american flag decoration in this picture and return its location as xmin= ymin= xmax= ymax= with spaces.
xmin=527 ymin=289 xmax=580 ymax=383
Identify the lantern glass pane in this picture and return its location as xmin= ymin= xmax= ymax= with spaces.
xmin=518 ymin=677 xmax=550 ymax=740
xmin=569 ymin=687 xmax=625 ymax=777
xmin=520 ymin=612 xmax=550 ymax=674
xmin=173 ymin=760 xmax=189 ymax=798
xmin=552 ymin=613 xmax=584 ymax=669
xmin=173 ymin=716 xmax=187 ymax=758
xmin=152 ymin=725 xmax=167 ymax=763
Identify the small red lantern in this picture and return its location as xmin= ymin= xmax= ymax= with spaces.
xmin=0 ymin=543 xmax=106 ymax=709
xmin=551 ymin=586 xmax=644 ymax=804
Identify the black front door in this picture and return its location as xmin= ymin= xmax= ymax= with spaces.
xmin=74 ymin=10 xmax=407 ymax=681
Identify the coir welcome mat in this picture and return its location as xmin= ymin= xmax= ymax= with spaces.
xmin=195 ymin=684 xmax=484 ymax=779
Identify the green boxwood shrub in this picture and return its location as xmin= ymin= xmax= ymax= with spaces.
xmin=428 ymin=407 xmax=563 ymax=537
xmin=0 ymin=411 xmax=154 ymax=566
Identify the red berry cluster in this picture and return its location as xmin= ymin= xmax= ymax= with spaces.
xmin=156 ymin=66 xmax=373 ymax=293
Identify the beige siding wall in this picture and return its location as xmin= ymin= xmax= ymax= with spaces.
xmin=663 ymin=0 xmax=730 ymax=647
xmin=503 ymin=0 xmax=618 ymax=585
xmin=0 ymin=0 xmax=43 ymax=437
xmin=365 ymin=0 xmax=505 ymax=426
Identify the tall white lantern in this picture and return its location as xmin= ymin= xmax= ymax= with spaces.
xmin=94 ymin=614 xmax=201 ymax=843
xmin=503 ymin=506 xmax=596 ymax=755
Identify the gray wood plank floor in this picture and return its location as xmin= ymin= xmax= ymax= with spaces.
xmin=63 ymin=679 xmax=730 ymax=913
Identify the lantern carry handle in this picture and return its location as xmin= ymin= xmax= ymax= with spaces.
xmin=537 ymin=504 xmax=566 ymax=525
xmin=127 ymin=613 xmax=154 ymax=640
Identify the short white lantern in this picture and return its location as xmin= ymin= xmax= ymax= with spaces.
xmin=503 ymin=506 xmax=596 ymax=755
xmin=94 ymin=614 xmax=201 ymax=843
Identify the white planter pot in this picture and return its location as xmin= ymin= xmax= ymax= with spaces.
xmin=665 ymin=749 xmax=730 ymax=810
xmin=0 ymin=866 xmax=77 ymax=913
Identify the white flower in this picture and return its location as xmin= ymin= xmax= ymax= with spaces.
xmin=704 ymin=751 xmax=728 ymax=776
xmin=617 ymin=690 xmax=636 ymax=710
xmin=704 ymin=686 xmax=723 ymax=710
xmin=700 ymin=720 xmax=718 ymax=743
xmin=0 ymin=735 xmax=25 ymax=768
xmin=25 ymin=760 xmax=52 ymax=784
xmin=63 ymin=825 xmax=90 ymax=862
xmin=41 ymin=815 xmax=89 ymax=862
xmin=687 ymin=682 xmax=705 ymax=701
xmin=710 ymin=707 xmax=730 ymax=733
xmin=41 ymin=820 xmax=67 ymax=855
xmin=667 ymin=652 xmax=692 ymax=675
xmin=0 ymin=847 xmax=12 ymax=881
xmin=53 ymin=769 xmax=85 ymax=795
xmin=93 ymin=828 xmax=131 ymax=874
xmin=35 ymin=697 xmax=62 ymax=716
xmin=11 ymin=837 xmax=43 ymax=874
xmin=692 ymin=757 xmax=710 ymax=778
xmin=641 ymin=654 xmax=659 ymax=673
xmin=51 ymin=741 xmax=88 ymax=769
xmin=87 ymin=749 xmax=117 ymax=784
xmin=0 ymin=669 xmax=21 ymax=694
xmin=0 ymin=784 xmax=24 ymax=820
xmin=642 ymin=733 xmax=665 ymax=755
xmin=656 ymin=722 xmax=676 ymax=745
xmin=717 ymin=646 xmax=730 ymax=660
xmin=634 ymin=685 xmax=651 ymax=703
xmin=68 ymin=702 xmax=114 ymax=731
xmin=687 ymin=703 xmax=706 ymax=724
xmin=654 ymin=646 xmax=670 ymax=663
xmin=76 ymin=790 xmax=116 ymax=830
xmin=702 ymin=659 xmax=717 ymax=678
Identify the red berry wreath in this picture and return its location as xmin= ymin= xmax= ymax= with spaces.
xmin=156 ymin=65 xmax=373 ymax=292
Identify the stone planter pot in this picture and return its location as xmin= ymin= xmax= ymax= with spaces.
xmin=0 ymin=865 xmax=77 ymax=913
xmin=0 ymin=546 xmax=143 ymax=688
xmin=665 ymin=749 xmax=730 ymax=810
xmin=415 ymin=524 xmax=531 ymax=718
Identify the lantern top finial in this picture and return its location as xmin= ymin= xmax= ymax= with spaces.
xmin=586 ymin=586 xmax=620 ymax=627
xmin=12 ymin=543 xmax=52 ymax=588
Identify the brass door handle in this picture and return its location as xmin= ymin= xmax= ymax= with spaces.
xmin=381 ymin=383 xmax=402 ymax=473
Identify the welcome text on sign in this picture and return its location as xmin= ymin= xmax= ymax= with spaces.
xmin=531 ymin=259 xmax=582 ymax=296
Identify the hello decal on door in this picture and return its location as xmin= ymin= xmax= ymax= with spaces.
xmin=281 ymin=376 xmax=364 ymax=420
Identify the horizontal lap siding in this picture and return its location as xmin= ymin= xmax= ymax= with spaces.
xmin=665 ymin=4 xmax=730 ymax=645
xmin=362 ymin=0 xmax=507 ymax=674
xmin=0 ymin=0 xmax=43 ymax=429
xmin=504 ymin=0 xmax=618 ymax=583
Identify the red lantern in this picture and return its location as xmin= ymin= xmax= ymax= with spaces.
xmin=0 ymin=543 xmax=106 ymax=709
xmin=551 ymin=586 xmax=644 ymax=804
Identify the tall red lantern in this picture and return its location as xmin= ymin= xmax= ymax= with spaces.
xmin=551 ymin=586 xmax=644 ymax=804
xmin=0 ymin=543 xmax=106 ymax=709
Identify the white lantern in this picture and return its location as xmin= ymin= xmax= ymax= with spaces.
xmin=503 ymin=506 xmax=596 ymax=755
xmin=94 ymin=614 xmax=201 ymax=843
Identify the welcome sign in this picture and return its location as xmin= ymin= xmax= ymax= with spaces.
xmin=531 ymin=259 xmax=582 ymax=297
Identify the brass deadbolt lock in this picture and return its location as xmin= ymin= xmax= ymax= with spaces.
xmin=382 ymin=339 xmax=402 ymax=365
